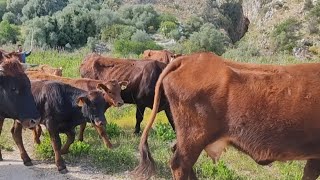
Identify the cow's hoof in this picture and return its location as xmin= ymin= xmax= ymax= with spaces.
xmin=24 ymin=161 xmax=33 ymax=166
xmin=133 ymin=131 xmax=141 ymax=136
xmin=59 ymin=168 xmax=68 ymax=174
xmin=0 ymin=157 xmax=3 ymax=161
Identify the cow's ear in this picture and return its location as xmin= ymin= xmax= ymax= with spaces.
xmin=119 ymin=81 xmax=129 ymax=90
xmin=76 ymin=96 xmax=89 ymax=107
xmin=96 ymin=83 xmax=109 ymax=93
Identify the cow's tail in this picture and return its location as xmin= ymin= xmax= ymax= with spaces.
xmin=132 ymin=59 xmax=182 ymax=179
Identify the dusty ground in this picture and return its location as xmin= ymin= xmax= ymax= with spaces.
xmin=0 ymin=125 xmax=129 ymax=180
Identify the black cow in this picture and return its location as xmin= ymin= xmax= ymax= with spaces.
xmin=11 ymin=80 xmax=109 ymax=173
xmin=0 ymin=59 xmax=40 ymax=161
xmin=80 ymin=54 xmax=174 ymax=134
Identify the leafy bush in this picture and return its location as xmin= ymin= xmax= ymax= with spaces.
xmin=195 ymin=160 xmax=243 ymax=180
xmin=159 ymin=13 xmax=178 ymax=24
xmin=0 ymin=20 xmax=20 ymax=45
xmin=178 ymin=23 xmax=229 ymax=55
xmin=113 ymin=39 xmax=162 ymax=55
xmin=69 ymin=141 xmax=91 ymax=156
xmin=35 ymin=132 xmax=54 ymax=159
xmin=101 ymin=24 xmax=136 ymax=42
xmin=159 ymin=21 xmax=177 ymax=37
xmin=131 ymin=30 xmax=151 ymax=42
xmin=152 ymin=123 xmax=176 ymax=141
xmin=182 ymin=15 xmax=204 ymax=37
xmin=106 ymin=122 xmax=122 ymax=138
xmin=0 ymin=1 xmax=6 ymax=20
xmin=271 ymin=18 xmax=299 ymax=52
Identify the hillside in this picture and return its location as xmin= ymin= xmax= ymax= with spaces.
xmin=123 ymin=0 xmax=320 ymax=60
xmin=0 ymin=0 xmax=319 ymax=60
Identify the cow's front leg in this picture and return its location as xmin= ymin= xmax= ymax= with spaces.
xmin=48 ymin=130 xmax=67 ymax=173
xmin=11 ymin=120 xmax=32 ymax=166
xmin=94 ymin=124 xmax=112 ymax=148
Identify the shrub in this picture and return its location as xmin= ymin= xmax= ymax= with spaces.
xmin=175 ymin=23 xmax=230 ymax=55
xmin=69 ymin=141 xmax=91 ymax=156
xmin=131 ymin=30 xmax=151 ymax=42
xmin=158 ymin=13 xmax=178 ymax=24
xmin=152 ymin=123 xmax=176 ymax=141
xmin=271 ymin=18 xmax=300 ymax=52
xmin=35 ymin=132 xmax=54 ymax=159
xmin=113 ymin=39 xmax=162 ymax=55
xmin=159 ymin=21 xmax=177 ymax=37
xmin=101 ymin=24 xmax=137 ymax=42
xmin=106 ymin=122 xmax=122 ymax=138
xmin=195 ymin=160 xmax=243 ymax=179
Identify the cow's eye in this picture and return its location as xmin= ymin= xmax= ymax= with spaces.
xmin=11 ymin=87 xmax=19 ymax=94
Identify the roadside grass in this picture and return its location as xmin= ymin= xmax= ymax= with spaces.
xmin=0 ymin=49 xmax=312 ymax=179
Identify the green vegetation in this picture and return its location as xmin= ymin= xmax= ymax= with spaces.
xmin=271 ymin=18 xmax=300 ymax=53
xmin=0 ymin=20 xmax=20 ymax=44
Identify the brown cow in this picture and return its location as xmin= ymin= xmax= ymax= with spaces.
xmin=27 ymin=71 xmax=128 ymax=149
xmin=27 ymin=65 xmax=63 ymax=76
xmin=80 ymin=53 xmax=174 ymax=134
xmin=143 ymin=50 xmax=181 ymax=64
xmin=134 ymin=52 xmax=320 ymax=180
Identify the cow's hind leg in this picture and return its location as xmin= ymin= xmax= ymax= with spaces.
xmin=78 ymin=123 xmax=86 ymax=141
xmin=170 ymin=143 xmax=201 ymax=180
xmin=61 ymin=130 xmax=75 ymax=154
xmin=11 ymin=121 xmax=32 ymax=166
xmin=302 ymin=159 xmax=320 ymax=180
xmin=134 ymin=105 xmax=145 ymax=134
xmin=32 ymin=125 xmax=42 ymax=144
xmin=48 ymin=130 xmax=67 ymax=173
xmin=0 ymin=118 xmax=4 ymax=161
xmin=165 ymin=108 xmax=175 ymax=131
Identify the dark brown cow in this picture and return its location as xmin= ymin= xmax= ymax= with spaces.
xmin=80 ymin=53 xmax=174 ymax=134
xmin=143 ymin=50 xmax=181 ymax=64
xmin=0 ymin=59 xmax=40 ymax=162
xmin=134 ymin=52 xmax=320 ymax=180
xmin=26 ymin=71 xmax=128 ymax=148
xmin=0 ymin=50 xmax=24 ymax=63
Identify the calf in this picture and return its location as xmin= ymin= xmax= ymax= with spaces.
xmin=27 ymin=71 xmax=127 ymax=146
xmin=12 ymin=80 xmax=109 ymax=173
xmin=134 ymin=52 xmax=320 ymax=180
xmin=80 ymin=53 xmax=174 ymax=134
xmin=0 ymin=58 xmax=40 ymax=161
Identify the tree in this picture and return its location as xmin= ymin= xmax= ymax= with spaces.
xmin=0 ymin=20 xmax=20 ymax=45
xmin=22 ymin=0 xmax=68 ymax=21
xmin=6 ymin=0 xmax=27 ymax=23
xmin=0 ymin=1 xmax=6 ymax=20
xmin=119 ymin=4 xmax=160 ymax=32
xmin=2 ymin=11 xmax=16 ymax=23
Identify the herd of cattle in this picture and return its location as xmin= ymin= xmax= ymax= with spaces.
xmin=0 ymin=49 xmax=320 ymax=180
